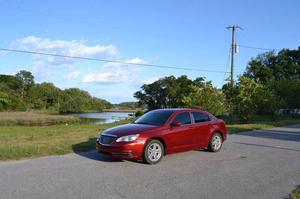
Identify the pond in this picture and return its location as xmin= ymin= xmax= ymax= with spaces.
xmin=68 ymin=112 xmax=134 ymax=124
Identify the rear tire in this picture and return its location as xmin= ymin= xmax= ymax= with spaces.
xmin=208 ymin=133 xmax=223 ymax=152
xmin=143 ymin=139 xmax=164 ymax=164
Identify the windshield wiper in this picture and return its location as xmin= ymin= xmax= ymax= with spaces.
xmin=134 ymin=122 xmax=154 ymax=125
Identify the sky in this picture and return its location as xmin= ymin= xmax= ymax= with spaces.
xmin=0 ymin=0 xmax=299 ymax=103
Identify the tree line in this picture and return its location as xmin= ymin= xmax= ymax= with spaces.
xmin=1 ymin=47 xmax=299 ymax=119
xmin=0 ymin=70 xmax=112 ymax=113
xmin=135 ymin=47 xmax=300 ymax=123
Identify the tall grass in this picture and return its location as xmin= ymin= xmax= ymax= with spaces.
xmin=0 ymin=112 xmax=79 ymax=126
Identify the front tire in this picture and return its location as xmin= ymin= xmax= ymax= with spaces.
xmin=208 ymin=133 xmax=223 ymax=152
xmin=143 ymin=139 xmax=164 ymax=164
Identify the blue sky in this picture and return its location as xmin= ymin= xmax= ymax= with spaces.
xmin=0 ymin=0 xmax=299 ymax=103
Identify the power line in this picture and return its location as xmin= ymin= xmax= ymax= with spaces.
xmin=239 ymin=44 xmax=281 ymax=51
xmin=2 ymin=5 xmax=285 ymax=55
xmin=0 ymin=48 xmax=231 ymax=74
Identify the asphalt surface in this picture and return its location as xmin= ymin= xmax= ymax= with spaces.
xmin=1 ymin=125 xmax=300 ymax=199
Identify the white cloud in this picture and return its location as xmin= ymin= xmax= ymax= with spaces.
xmin=16 ymin=36 xmax=117 ymax=57
xmin=65 ymin=71 xmax=81 ymax=79
xmin=14 ymin=36 xmax=118 ymax=79
xmin=102 ymin=57 xmax=148 ymax=68
xmin=82 ymin=58 xmax=148 ymax=85
xmin=82 ymin=72 xmax=123 ymax=84
xmin=12 ymin=36 xmax=151 ymax=94
xmin=126 ymin=58 xmax=148 ymax=64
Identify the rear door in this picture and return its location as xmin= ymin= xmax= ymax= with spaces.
xmin=166 ymin=112 xmax=195 ymax=152
xmin=191 ymin=112 xmax=211 ymax=147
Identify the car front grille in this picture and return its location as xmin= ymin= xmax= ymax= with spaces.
xmin=100 ymin=135 xmax=115 ymax=144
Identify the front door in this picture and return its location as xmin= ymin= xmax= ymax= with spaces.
xmin=166 ymin=112 xmax=195 ymax=152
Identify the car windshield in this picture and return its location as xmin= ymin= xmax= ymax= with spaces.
xmin=134 ymin=110 xmax=175 ymax=126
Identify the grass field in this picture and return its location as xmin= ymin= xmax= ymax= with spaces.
xmin=0 ymin=112 xmax=79 ymax=126
xmin=0 ymin=114 xmax=300 ymax=161
xmin=227 ymin=119 xmax=300 ymax=134
xmin=0 ymin=119 xmax=132 ymax=161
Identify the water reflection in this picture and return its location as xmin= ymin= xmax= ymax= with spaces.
xmin=68 ymin=112 xmax=134 ymax=124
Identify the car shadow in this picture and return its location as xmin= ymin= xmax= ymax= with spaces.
xmin=76 ymin=150 xmax=124 ymax=162
xmin=234 ymin=142 xmax=300 ymax=152
xmin=72 ymin=137 xmax=123 ymax=163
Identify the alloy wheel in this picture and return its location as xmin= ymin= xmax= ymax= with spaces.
xmin=147 ymin=142 xmax=162 ymax=162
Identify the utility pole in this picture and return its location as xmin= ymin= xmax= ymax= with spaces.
xmin=226 ymin=25 xmax=242 ymax=123
xmin=226 ymin=25 xmax=242 ymax=86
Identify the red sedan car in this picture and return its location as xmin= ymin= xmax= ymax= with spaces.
xmin=96 ymin=108 xmax=227 ymax=164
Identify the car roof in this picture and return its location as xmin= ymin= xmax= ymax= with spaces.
xmin=154 ymin=108 xmax=205 ymax=112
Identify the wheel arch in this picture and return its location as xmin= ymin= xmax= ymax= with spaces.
xmin=147 ymin=137 xmax=167 ymax=155
xmin=211 ymin=131 xmax=224 ymax=140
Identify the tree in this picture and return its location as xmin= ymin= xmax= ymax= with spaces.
xmin=16 ymin=70 xmax=34 ymax=100
xmin=29 ymin=83 xmax=62 ymax=110
xmin=244 ymin=48 xmax=300 ymax=82
xmin=0 ymin=70 xmax=112 ymax=113
xmin=134 ymin=75 xmax=203 ymax=110
xmin=0 ymin=74 xmax=22 ymax=92
xmin=237 ymin=77 xmax=266 ymax=122
xmin=58 ymin=88 xmax=112 ymax=113
xmin=134 ymin=75 xmax=226 ymax=114
xmin=16 ymin=70 xmax=34 ymax=88
xmin=267 ymin=78 xmax=300 ymax=109
xmin=224 ymin=76 xmax=282 ymax=123
xmin=243 ymin=47 xmax=300 ymax=110
xmin=183 ymin=83 xmax=226 ymax=115
xmin=0 ymin=91 xmax=9 ymax=111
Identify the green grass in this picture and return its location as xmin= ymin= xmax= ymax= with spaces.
xmin=0 ymin=112 xmax=79 ymax=126
xmin=227 ymin=118 xmax=300 ymax=134
xmin=289 ymin=186 xmax=300 ymax=199
xmin=0 ymin=114 xmax=299 ymax=161
xmin=0 ymin=119 xmax=132 ymax=161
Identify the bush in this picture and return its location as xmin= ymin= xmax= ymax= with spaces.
xmin=135 ymin=110 xmax=144 ymax=117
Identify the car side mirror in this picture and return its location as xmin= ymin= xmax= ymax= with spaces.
xmin=170 ymin=121 xmax=181 ymax=128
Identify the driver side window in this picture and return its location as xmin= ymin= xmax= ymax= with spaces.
xmin=172 ymin=112 xmax=191 ymax=125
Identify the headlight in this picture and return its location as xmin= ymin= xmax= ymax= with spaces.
xmin=116 ymin=134 xmax=139 ymax=142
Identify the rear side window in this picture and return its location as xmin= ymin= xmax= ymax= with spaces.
xmin=172 ymin=112 xmax=191 ymax=125
xmin=192 ymin=112 xmax=210 ymax=123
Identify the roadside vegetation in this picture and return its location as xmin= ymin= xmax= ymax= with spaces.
xmin=289 ymin=186 xmax=300 ymax=199
xmin=0 ymin=115 xmax=300 ymax=161
xmin=111 ymin=101 xmax=146 ymax=111
xmin=135 ymin=48 xmax=300 ymax=123
xmin=0 ymin=119 xmax=133 ymax=161
xmin=0 ymin=70 xmax=112 ymax=113
xmin=227 ymin=118 xmax=300 ymax=134
xmin=0 ymin=47 xmax=299 ymax=161
xmin=0 ymin=111 xmax=79 ymax=126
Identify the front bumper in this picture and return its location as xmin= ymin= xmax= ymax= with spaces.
xmin=96 ymin=139 xmax=144 ymax=160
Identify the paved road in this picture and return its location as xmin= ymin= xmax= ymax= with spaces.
xmin=1 ymin=125 xmax=300 ymax=199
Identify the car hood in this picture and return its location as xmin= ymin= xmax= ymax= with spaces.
xmin=102 ymin=123 xmax=158 ymax=137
